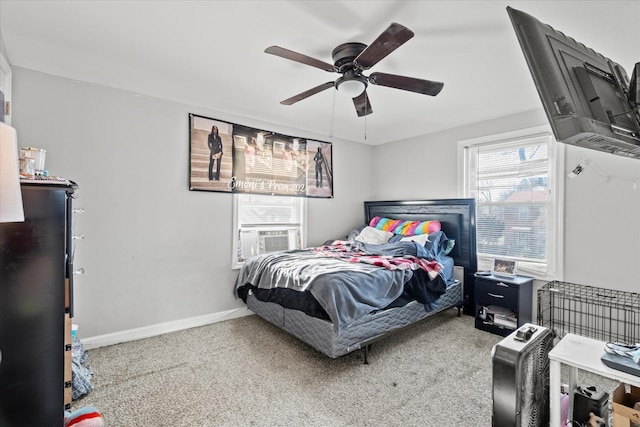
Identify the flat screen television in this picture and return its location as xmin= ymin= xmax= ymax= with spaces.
xmin=507 ymin=7 xmax=640 ymax=159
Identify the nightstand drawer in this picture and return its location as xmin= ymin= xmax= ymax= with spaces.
xmin=474 ymin=273 xmax=534 ymax=336
xmin=475 ymin=279 xmax=518 ymax=309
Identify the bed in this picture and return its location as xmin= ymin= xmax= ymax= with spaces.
xmin=234 ymin=199 xmax=477 ymax=360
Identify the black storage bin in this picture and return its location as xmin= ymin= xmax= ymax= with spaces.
xmin=573 ymin=385 xmax=609 ymax=426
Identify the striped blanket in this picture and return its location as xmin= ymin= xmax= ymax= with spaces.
xmin=313 ymin=241 xmax=442 ymax=280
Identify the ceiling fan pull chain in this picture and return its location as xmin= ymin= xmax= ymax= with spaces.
xmin=329 ymin=88 xmax=336 ymax=138
xmin=364 ymin=96 xmax=368 ymax=141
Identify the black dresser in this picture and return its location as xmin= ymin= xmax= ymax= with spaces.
xmin=0 ymin=181 xmax=77 ymax=427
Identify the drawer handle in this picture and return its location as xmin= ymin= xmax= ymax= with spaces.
xmin=497 ymin=282 xmax=509 ymax=287
xmin=73 ymin=208 xmax=85 ymax=214
xmin=73 ymin=268 xmax=85 ymax=275
xmin=72 ymin=234 xmax=85 ymax=240
xmin=488 ymin=293 xmax=504 ymax=299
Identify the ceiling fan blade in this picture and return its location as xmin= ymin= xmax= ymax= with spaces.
xmin=354 ymin=22 xmax=414 ymax=70
xmin=353 ymin=91 xmax=373 ymax=117
xmin=280 ymin=81 xmax=335 ymax=105
xmin=369 ymin=72 xmax=444 ymax=96
xmin=265 ymin=46 xmax=337 ymax=72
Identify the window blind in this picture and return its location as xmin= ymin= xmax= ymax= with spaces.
xmin=466 ymin=133 xmax=557 ymax=277
xmin=237 ymin=194 xmax=302 ymax=227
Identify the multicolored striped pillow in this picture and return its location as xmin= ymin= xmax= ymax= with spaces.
xmin=369 ymin=216 xmax=441 ymax=236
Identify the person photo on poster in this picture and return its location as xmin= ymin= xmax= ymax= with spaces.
xmin=314 ymin=146 xmax=324 ymax=188
xmin=189 ymin=114 xmax=233 ymax=192
xmin=208 ymin=125 xmax=223 ymax=181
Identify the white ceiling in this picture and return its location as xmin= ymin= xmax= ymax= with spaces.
xmin=0 ymin=0 xmax=638 ymax=145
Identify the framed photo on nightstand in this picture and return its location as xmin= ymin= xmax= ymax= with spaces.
xmin=492 ymin=258 xmax=517 ymax=277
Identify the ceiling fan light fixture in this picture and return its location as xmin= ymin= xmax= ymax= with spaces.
xmin=266 ymin=23 xmax=442 ymax=116
xmin=335 ymin=75 xmax=367 ymax=98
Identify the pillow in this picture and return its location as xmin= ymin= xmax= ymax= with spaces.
xmin=387 ymin=234 xmax=405 ymax=243
xmin=346 ymin=224 xmax=366 ymax=241
xmin=400 ymin=233 xmax=430 ymax=246
xmin=368 ymin=217 xmax=404 ymax=233
xmin=423 ymin=231 xmax=453 ymax=258
xmin=370 ymin=216 xmax=441 ymax=236
xmin=444 ymin=239 xmax=456 ymax=256
xmin=354 ymin=226 xmax=394 ymax=245
xmin=396 ymin=219 xmax=441 ymax=236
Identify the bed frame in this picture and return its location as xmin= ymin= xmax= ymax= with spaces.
xmin=364 ymin=199 xmax=477 ymax=315
xmin=243 ymin=198 xmax=477 ymax=361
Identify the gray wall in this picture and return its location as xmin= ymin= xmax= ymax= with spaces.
xmin=373 ymin=109 xmax=640 ymax=293
xmin=11 ymin=67 xmax=373 ymax=339
xmin=562 ymin=144 xmax=640 ymax=290
xmin=11 ymin=65 xmax=640 ymax=343
xmin=372 ymin=110 xmax=549 ymax=200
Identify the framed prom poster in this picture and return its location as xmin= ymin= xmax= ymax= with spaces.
xmin=188 ymin=113 xmax=333 ymax=198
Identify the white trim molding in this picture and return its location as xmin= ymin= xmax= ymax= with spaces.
xmin=81 ymin=308 xmax=252 ymax=350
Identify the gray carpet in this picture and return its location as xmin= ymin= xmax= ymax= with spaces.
xmin=71 ymin=310 xmax=617 ymax=426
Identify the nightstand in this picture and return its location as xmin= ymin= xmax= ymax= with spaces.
xmin=474 ymin=272 xmax=533 ymax=336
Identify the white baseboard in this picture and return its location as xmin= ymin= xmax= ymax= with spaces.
xmin=80 ymin=308 xmax=252 ymax=350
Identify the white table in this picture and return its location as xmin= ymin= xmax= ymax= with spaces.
xmin=548 ymin=333 xmax=640 ymax=427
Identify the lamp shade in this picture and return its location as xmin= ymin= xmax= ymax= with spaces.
xmin=337 ymin=79 xmax=366 ymax=98
xmin=0 ymin=122 xmax=25 ymax=222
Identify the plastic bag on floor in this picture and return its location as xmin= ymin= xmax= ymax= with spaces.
xmin=71 ymin=334 xmax=94 ymax=400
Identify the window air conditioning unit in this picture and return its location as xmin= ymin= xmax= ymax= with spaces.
xmin=240 ymin=228 xmax=299 ymax=259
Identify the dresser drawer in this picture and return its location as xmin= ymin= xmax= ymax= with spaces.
xmin=475 ymin=279 xmax=518 ymax=309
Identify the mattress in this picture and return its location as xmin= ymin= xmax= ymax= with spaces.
xmin=246 ymin=280 xmax=463 ymax=358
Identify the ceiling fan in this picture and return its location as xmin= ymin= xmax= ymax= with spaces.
xmin=265 ymin=22 xmax=444 ymax=117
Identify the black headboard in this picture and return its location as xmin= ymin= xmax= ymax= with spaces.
xmin=364 ymin=199 xmax=477 ymax=315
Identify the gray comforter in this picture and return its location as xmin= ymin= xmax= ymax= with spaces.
xmin=235 ymin=241 xmax=437 ymax=332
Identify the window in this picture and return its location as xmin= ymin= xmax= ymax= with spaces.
xmin=460 ymin=126 xmax=563 ymax=278
xmin=0 ymin=49 xmax=12 ymax=125
xmin=232 ymin=194 xmax=306 ymax=268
